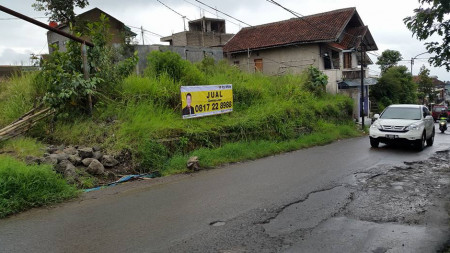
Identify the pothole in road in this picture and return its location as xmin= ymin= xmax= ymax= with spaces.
xmin=210 ymin=221 xmax=226 ymax=226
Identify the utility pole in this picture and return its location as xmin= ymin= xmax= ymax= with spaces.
xmin=360 ymin=44 xmax=365 ymax=130
xmin=182 ymin=16 xmax=186 ymax=31
xmin=410 ymin=51 xmax=428 ymax=75
xmin=141 ymin=26 xmax=145 ymax=45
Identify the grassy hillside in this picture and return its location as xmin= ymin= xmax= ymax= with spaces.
xmin=0 ymin=54 xmax=360 ymax=177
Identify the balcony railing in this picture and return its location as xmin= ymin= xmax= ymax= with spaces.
xmin=342 ymin=69 xmax=367 ymax=80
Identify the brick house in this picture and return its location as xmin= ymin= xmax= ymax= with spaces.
xmin=223 ymin=8 xmax=378 ymax=119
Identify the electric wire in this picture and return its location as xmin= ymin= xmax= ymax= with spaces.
xmin=182 ymin=0 xmax=241 ymax=28
xmin=193 ymin=0 xmax=252 ymax=27
xmin=156 ymin=0 xmax=191 ymax=21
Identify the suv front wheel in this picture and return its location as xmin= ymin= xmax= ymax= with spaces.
xmin=426 ymin=128 xmax=435 ymax=147
xmin=370 ymin=137 xmax=379 ymax=148
xmin=415 ymin=132 xmax=426 ymax=151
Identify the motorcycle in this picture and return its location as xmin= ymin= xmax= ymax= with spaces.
xmin=439 ymin=118 xmax=447 ymax=133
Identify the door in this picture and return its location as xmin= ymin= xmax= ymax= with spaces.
xmin=423 ymin=106 xmax=434 ymax=138
xmin=254 ymin=59 xmax=263 ymax=72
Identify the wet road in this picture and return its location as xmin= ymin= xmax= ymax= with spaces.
xmin=0 ymin=127 xmax=449 ymax=252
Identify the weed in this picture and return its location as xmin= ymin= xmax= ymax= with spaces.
xmin=0 ymin=155 xmax=78 ymax=218
xmin=0 ymin=137 xmax=45 ymax=160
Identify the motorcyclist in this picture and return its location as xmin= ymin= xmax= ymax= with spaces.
xmin=439 ymin=109 xmax=448 ymax=122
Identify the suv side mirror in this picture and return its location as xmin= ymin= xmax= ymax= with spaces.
xmin=374 ymin=114 xmax=380 ymax=119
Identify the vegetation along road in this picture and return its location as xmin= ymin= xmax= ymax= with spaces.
xmin=0 ymin=127 xmax=449 ymax=252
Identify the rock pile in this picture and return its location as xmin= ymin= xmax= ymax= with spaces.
xmin=26 ymin=145 xmax=120 ymax=182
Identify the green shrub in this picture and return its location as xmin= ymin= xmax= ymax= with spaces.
xmin=304 ymin=66 xmax=328 ymax=96
xmin=0 ymin=156 xmax=78 ymax=218
xmin=145 ymin=50 xmax=205 ymax=86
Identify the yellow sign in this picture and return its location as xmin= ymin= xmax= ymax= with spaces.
xmin=181 ymin=85 xmax=233 ymax=119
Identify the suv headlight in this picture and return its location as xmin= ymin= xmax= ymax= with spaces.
xmin=405 ymin=124 xmax=419 ymax=131
xmin=371 ymin=122 xmax=382 ymax=130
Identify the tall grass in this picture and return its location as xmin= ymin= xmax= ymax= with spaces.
xmin=0 ymin=74 xmax=38 ymax=128
xmin=0 ymin=137 xmax=45 ymax=160
xmin=0 ymin=155 xmax=78 ymax=218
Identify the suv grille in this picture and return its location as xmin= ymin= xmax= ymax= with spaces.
xmin=380 ymin=125 xmax=408 ymax=132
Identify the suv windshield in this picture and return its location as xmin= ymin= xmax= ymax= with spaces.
xmin=380 ymin=107 xmax=422 ymax=120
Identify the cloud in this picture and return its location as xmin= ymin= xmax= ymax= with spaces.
xmin=0 ymin=0 xmax=448 ymax=80
xmin=0 ymin=48 xmax=34 ymax=65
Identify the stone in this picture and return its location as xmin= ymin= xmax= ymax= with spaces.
xmin=106 ymin=171 xmax=116 ymax=180
xmin=93 ymin=151 xmax=103 ymax=161
xmin=63 ymin=146 xmax=78 ymax=155
xmin=187 ymin=156 xmax=200 ymax=171
xmin=25 ymin=156 xmax=42 ymax=165
xmin=55 ymin=160 xmax=74 ymax=174
xmin=63 ymin=163 xmax=77 ymax=179
xmin=86 ymin=159 xmax=105 ymax=175
xmin=49 ymin=153 xmax=69 ymax=163
xmin=93 ymin=146 xmax=102 ymax=152
xmin=78 ymin=147 xmax=93 ymax=159
xmin=102 ymin=155 xmax=119 ymax=167
xmin=42 ymin=156 xmax=58 ymax=166
xmin=68 ymin=155 xmax=82 ymax=166
xmin=82 ymin=158 xmax=96 ymax=167
xmin=46 ymin=145 xmax=58 ymax=154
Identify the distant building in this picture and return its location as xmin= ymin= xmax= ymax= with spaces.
xmin=46 ymin=8 xmax=136 ymax=53
xmin=160 ymin=17 xmax=234 ymax=47
xmin=413 ymin=75 xmax=447 ymax=104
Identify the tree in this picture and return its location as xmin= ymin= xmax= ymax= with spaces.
xmin=32 ymin=0 xmax=89 ymax=24
xmin=376 ymin=49 xmax=403 ymax=73
xmin=416 ymin=66 xmax=436 ymax=104
xmin=404 ymin=0 xmax=450 ymax=71
xmin=370 ymin=66 xmax=417 ymax=111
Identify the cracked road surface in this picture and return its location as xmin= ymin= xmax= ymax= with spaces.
xmin=1 ymin=129 xmax=450 ymax=252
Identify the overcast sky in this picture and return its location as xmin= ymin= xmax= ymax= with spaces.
xmin=0 ymin=0 xmax=448 ymax=80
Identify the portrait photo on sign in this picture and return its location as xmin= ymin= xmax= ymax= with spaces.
xmin=180 ymin=85 xmax=233 ymax=119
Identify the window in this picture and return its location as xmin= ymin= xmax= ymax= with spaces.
xmin=344 ymin=52 xmax=352 ymax=69
xmin=380 ymin=107 xmax=422 ymax=120
xmin=423 ymin=107 xmax=430 ymax=117
xmin=233 ymin=60 xmax=240 ymax=66
xmin=323 ymin=53 xmax=332 ymax=69
xmin=254 ymin=59 xmax=263 ymax=72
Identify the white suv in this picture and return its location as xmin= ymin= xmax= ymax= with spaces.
xmin=369 ymin=104 xmax=435 ymax=150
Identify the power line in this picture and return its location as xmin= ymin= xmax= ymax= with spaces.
xmin=193 ymin=0 xmax=252 ymax=27
xmin=182 ymin=0 xmax=241 ymax=28
xmin=156 ymin=0 xmax=191 ymax=21
xmin=127 ymin=25 xmax=163 ymax=37
xmin=156 ymin=0 xmax=191 ymax=31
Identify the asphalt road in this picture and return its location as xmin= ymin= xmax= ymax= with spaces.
xmin=1 ymin=128 xmax=449 ymax=253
